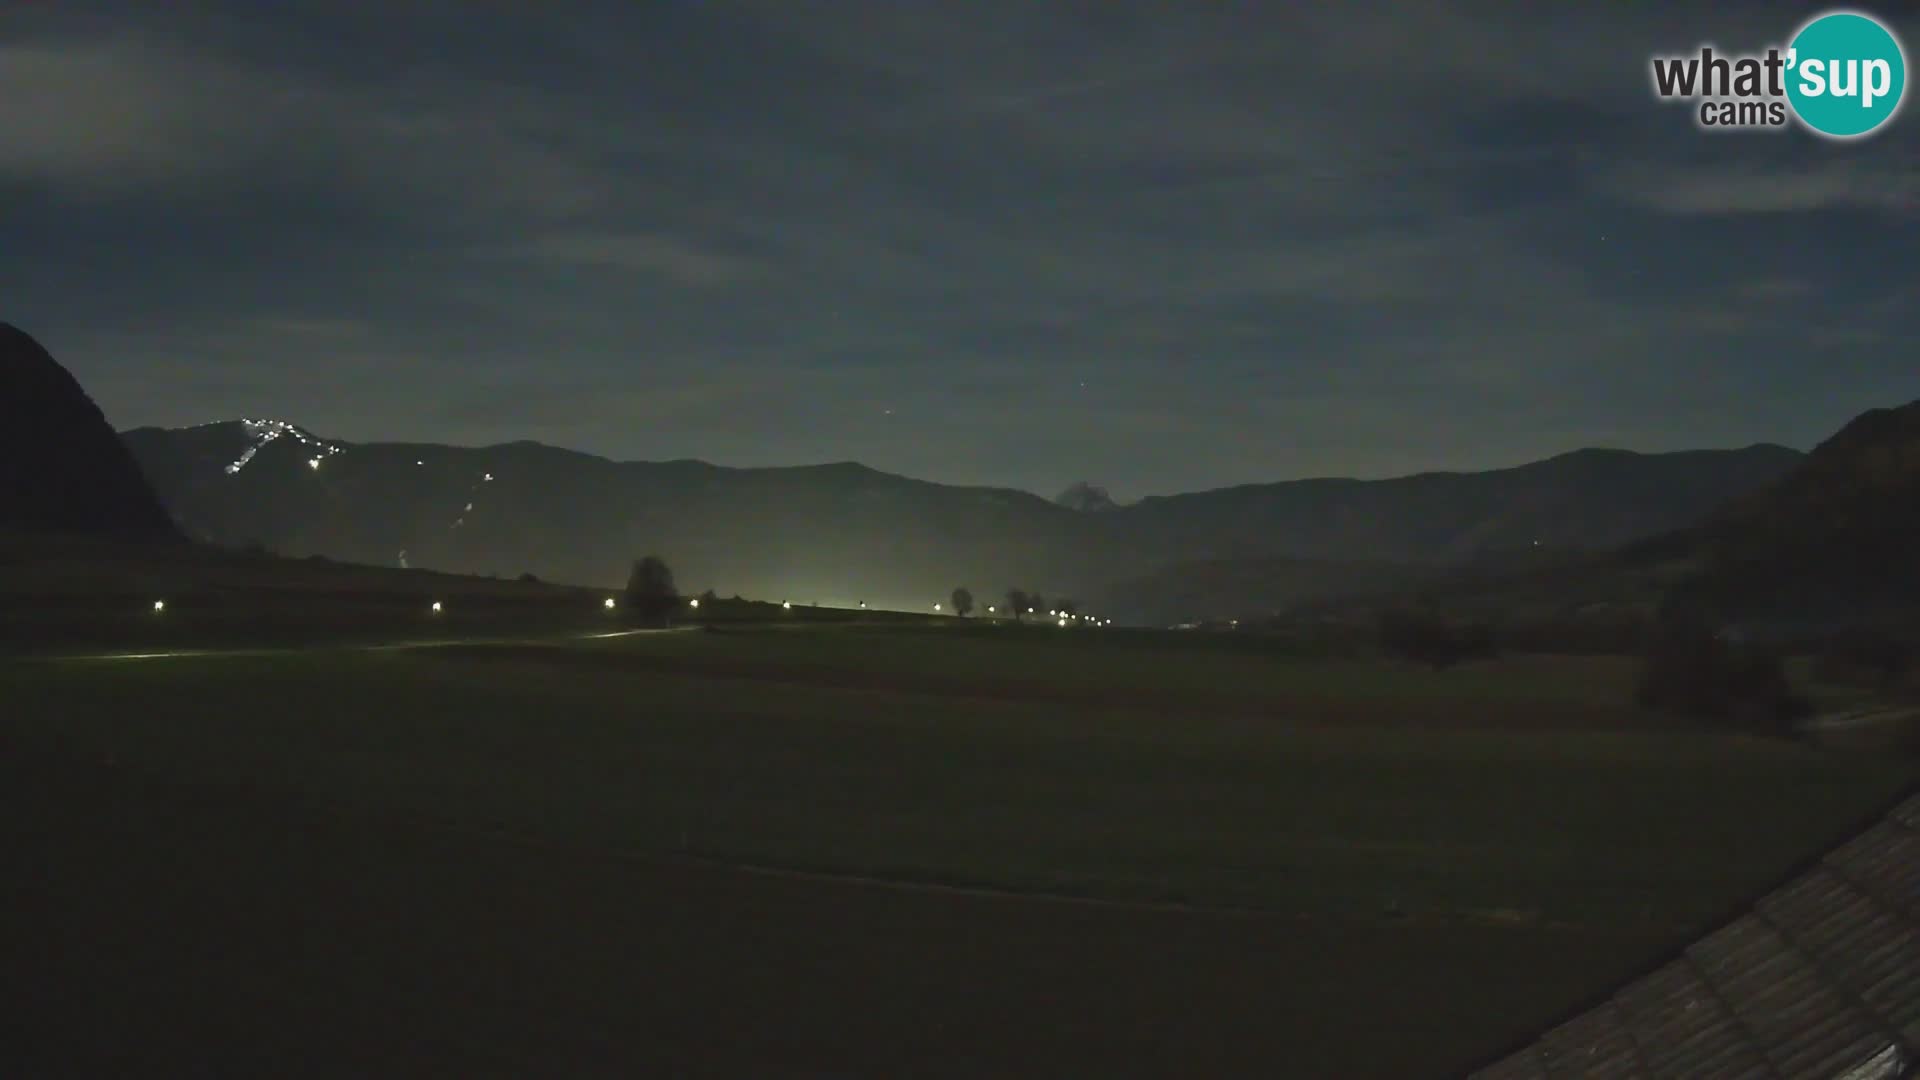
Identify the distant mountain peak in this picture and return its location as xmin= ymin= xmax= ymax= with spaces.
xmin=1056 ymin=481 xmax=1119 ymax=512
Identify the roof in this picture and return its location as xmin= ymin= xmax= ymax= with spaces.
xmin=1469 ymin=792 xmax=1920 ymax=1079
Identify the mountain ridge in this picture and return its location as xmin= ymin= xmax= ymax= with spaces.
xmin=124 ymin=418 xmax=1807 ymax=503
xmin=121 ymin=416 xmax=1806 ymax=622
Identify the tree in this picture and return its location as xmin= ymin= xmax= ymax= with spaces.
xmin=1029 ymin=593 xmax=1048 ymax=616
xmin=625 ymin=555 xmax=679 ymax=625
xmin=1005 ymin=589 xmax=1030 ymax=622
xmin=1635 ymin=614 xmax=1811 ymax=735
xmin=951 ymin=586 xmax=975 ymax=618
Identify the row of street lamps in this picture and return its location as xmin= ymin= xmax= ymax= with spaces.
xmin=143 ymin=594 xmax=1112 ymax=625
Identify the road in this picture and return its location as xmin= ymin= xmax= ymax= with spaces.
xmin=24 ymin=625 xmax=688 ymax=664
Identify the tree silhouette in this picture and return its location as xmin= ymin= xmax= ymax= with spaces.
xmin=1005 ymin=589 xmax=1030 ymax=622
xmin=951 ymin=586 xmax=975 ymax=618
xmin=625 ymin=555 xmax=679 ymax=625
xmin=1635 ymin=615 xmax=1810 ymax=735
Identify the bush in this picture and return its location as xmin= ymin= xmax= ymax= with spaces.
xmin=1635 ymin=617 xmax=1811 ymax=735
xmin=517 ymin=571 xmax=540 ymax=584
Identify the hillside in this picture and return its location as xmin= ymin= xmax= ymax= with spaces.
xmin=122 ymin=421 xmax=1803 ymax=621
xmin=0 ymin=324 xmax=177 ymax=540
xmin=1108 ymin=446 xmax=1805 ymax=564
xmin=1675 ymin=399 xmax=1920 ymax=619
xmin=1314 ymin=399 xmax=1920 ymax=634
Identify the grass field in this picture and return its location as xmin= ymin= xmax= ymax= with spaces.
xmin=5 ymin=623 xmax=1914 ymax=1076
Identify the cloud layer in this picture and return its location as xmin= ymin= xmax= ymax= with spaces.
xmin=3 ymin=2 xmax=1916 ymax=496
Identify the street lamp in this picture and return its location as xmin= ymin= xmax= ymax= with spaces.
xmin=430 ymin=601 xmax=443 ymax=613
xmin=152 ymin=600 xmax=166 ymax=614
xmin=689 ymin=598 xmax=700 ymax=609
xmin=933 ymin=602 xmax=942 ymax=612
xmin=604 ymin=597 xmax=617 ymax=610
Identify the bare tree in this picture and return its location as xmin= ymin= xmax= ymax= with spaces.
xmin=951 ymin=586 xmax=975 ymax=618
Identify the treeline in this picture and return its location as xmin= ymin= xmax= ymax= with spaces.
xmin=1348 ymin=605 xmax=1916 ymax=738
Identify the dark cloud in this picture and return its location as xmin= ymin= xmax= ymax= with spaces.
xmin=3 ymin=2 xmax=1917 ymax=496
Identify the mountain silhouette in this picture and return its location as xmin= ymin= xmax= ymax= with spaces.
xmin=1673 ymin=399 xmax=1920 ymax=618
xmin=1055 ymin=482 xmax=1120 ymax=513
xmin=0 ymin=323 xmax=177 ymax=540
xmin=123 ymin=418 xmax=1802 ymax=622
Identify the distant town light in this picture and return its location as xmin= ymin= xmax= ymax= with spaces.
xmin=689 ymin=598 xmax=700 ymax=609
xmin=987 ymin=605 xmax=995 ymax=613
xmin=152 ymin=600 xmax=166 ymax=613
xmin=415 ymin=460 xmax=424 ymax=466
xmin=1058 ymin=617 xmax=1068 ymax=627
xmin=933 ymin=603 xmax=942 ymax=612
xmin=308 ymin=457 xmax=322 ymax=470
xmin=1027 ymin=607 xmax=1035 ymax=614
xmin=782 ymin=601 xmax=792 ymax=610
xmin=604 ymin=597 xmax=617 ymax=610
xmin=430 ymin=601 xmax=443 ymax=613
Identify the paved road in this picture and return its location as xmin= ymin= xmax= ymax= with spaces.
xmin=1804 ymin=706 xmax=1920 ymax=733
xmin=25 ymin=625 xmax=690 ymax=664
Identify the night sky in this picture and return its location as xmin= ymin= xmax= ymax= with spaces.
xmin=4 ymin=2 xmax=1917 ymax=498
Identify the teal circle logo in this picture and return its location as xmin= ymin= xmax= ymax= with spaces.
xmin=1786 ymin=10 xmax=1907 ymax=138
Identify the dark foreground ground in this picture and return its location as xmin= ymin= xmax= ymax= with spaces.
xmin=6 ymin=742 xmax=1644 ymax=1079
